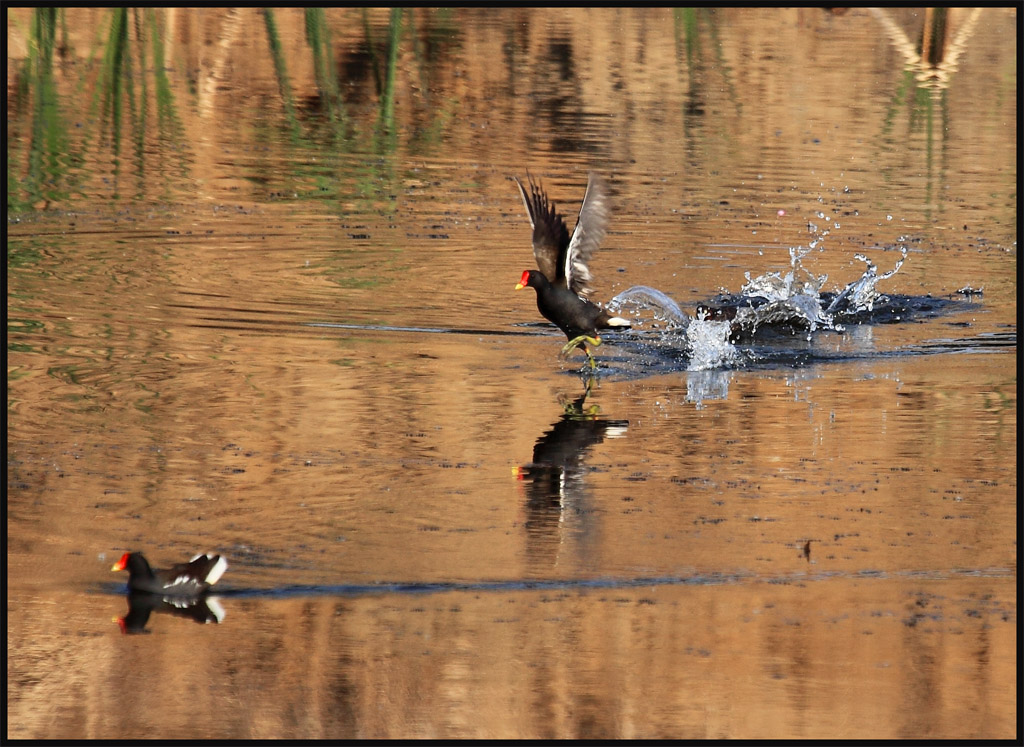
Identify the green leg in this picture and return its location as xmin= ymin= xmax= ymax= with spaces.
xmin=560 ymin=335 xmax=604 ymax=372
xmin=560 ymin=334 xmax=602 ymax=359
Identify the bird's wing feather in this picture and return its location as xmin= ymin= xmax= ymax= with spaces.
xmin=564 ymin=172 xmax=609 ymax=299
xmin=515 ymin=174 xmax=569 ymax=286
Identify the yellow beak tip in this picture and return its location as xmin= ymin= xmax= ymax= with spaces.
xmin=514 ymin=283 xmax=525 ymax=290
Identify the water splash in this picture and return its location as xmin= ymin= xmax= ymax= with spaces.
xmin=606 ymin=286 xmax=739 ymax=371
xmin=605 ymin=228 xmax=912 ymax=370
xmin=684 ymin=317 xmax=741 ymax=371
xmin=606 ymin=285 xmax=690 ymax=330
xmin=825 ymin=245 xmax=909 ymax=315
xmin=710 ymin=234 xmax=910 ymax=343
xmin=736 ymin=245 xmax=834 ymax=338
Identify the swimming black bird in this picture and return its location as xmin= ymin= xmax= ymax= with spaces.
xmin=111 ymin=551 xmax=228 ymax=596
xmin=514 ymin=172 xmax=630 ymax=369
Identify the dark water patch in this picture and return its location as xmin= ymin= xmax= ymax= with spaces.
xmin=574 ymin=293 xmax=1008 ymax=378
xmin=706 ymin=291 xmax=981 ymax=331
xmin=97 ymin=566 xmax=1015 ymax=600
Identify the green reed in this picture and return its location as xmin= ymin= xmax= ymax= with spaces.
xmin=146 ymin=9 xmax=182 ymax=143
xmin=8 ymin=8 xmax=69 ymax=209
xmin=378 ymin=8 xmax=403 ymax=139
xmin=263 ymin=8 xmax=302 ymax=140
xmin=8 ymin=8 xmax=462 ymax=210
xmin=305 ymin=8 xmax=347 ymax=140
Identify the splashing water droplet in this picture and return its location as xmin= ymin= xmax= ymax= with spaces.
xmin=607 ymin=286 xmax=690 ymax=330
xmin=686 ymin=319 xmax=740 ymax=371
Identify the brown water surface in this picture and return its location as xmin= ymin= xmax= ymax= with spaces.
xmin=6 ymin=7 xmax=1016 ymax=739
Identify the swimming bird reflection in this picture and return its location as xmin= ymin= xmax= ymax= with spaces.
xmin=114 ymin=591 xmax=225 ymax=635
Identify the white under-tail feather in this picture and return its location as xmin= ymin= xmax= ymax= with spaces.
xmin=189 ymin=553 xmax=228 ymax=585
xmin=205 ymin=556 xmax=228 ymax=585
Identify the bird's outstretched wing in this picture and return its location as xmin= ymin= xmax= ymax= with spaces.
xmin=515 ymin=173 xmax=570 ymax=287
xmin=563 ymin=172 xmax=609 ymax=299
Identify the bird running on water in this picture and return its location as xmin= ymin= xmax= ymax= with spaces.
xmin=514 ymin=172 xmax=630 ymax=369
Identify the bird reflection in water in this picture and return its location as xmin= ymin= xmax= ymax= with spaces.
xmin=114 ymin=592 xmax=225 ymax=635
xmin=515 ymin=380 xmax=628 ymax=568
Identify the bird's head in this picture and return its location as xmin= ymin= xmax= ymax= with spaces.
xmin=515 ymin=269 xmax=540 ymax=290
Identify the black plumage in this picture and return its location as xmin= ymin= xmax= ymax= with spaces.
xmin=514 ymin=172 xmax=629 ymax=366
xmin=111 ymin=551 xmax=228 ymax=596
